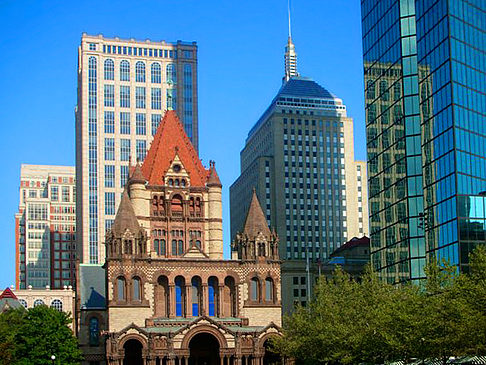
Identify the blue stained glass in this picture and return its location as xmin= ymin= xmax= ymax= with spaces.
xmin=175 ymin=277 xmax=183 ymax=317
xmin=208 ymin=278 xmax=216 ymax=316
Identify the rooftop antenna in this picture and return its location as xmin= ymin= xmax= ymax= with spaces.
xmin=284 ymin=0 xmax=299 ymax=82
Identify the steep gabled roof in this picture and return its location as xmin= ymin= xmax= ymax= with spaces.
xmin=242 ymin=189 xmax=271 ymax=238
xmin=0 ymin=288 xmax=17 ymax=300
xmin=111 ymin=189 xmax=140 ymax=236
xmin=142 ymin=111 xmax=208 ymax=186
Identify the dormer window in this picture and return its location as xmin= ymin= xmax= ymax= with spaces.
xmin=181 ymin=179 xmax=186 ymax=187
xmin=173 ymin=164 xmax=181 ymax=173
xmin=175 ymin=179 xmax=180 ymax=187
xmin=168 ymin=179 xmax=173 ymax=186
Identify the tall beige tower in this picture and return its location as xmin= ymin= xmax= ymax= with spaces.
xmin=75 ymin=34 xmax=198 ymax=264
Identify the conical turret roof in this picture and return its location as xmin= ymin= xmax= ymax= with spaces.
xmin=129 ymin=163 xmax=146 ymax=185
xmin=242 ymin=189 xmax=271 ymax=238
xmin=207 ymin=161 xmax=222 ymax=187
xmin=111 ymin=189 xmax=141 ymax=236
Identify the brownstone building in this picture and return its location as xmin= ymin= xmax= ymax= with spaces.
xmin=78 ymin=111 xmax=283 ymax=365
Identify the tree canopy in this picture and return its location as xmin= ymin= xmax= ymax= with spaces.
xmin=0 ymin=304 xmax=82 ymax=365
xmin=273 ymin=247 xmax=486 ymax=364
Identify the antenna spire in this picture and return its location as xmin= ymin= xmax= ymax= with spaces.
xmin=284 ymin=0 xmax=299 ymax=83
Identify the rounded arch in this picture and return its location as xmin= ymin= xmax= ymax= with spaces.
xmin=151 ymin=62 xmax=161 ymax=83
xmin=135 ymin=61 xmax=146 ymax=82
xmin=258 ymin=333 xmax=283 ymax=365
xmin=120 ymin=60 xmax=130 ymax=81
xmin=104 ymin=59 xmax=115 ymax=80
xmin=118 ymin=333 xmax=148 ymax=349
xmin=50 ymin=299 xmax=63 ymax=311
xmin=33 ymin=299 xmax=45 ymax=307
xmin=181 ymin=325 xmax=228 ymax=349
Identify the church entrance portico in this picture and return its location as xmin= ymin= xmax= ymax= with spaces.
xmin=123 ymin=338 xmax=144 ymax=365
xmin=189 ymin=332 xmax=220 ymax=365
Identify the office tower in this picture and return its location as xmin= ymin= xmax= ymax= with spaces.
xmin=361 ymin=0 xmax=485 ymax=283
xmin=76 ymin=34 xmax=198 ymax=264
xmin=230 ymin=37 xmax=368 ymax=311
xmin=15 ymin=164 xmax=76 ymax=289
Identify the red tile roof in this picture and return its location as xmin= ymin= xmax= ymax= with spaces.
xmin=0 ymin=287 xmax=17 ymax=300
xmin=142 ymin=111 xmax=209 ymax=187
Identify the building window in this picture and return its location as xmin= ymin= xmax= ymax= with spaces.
xmin=166 ymin=63 xmax=176 ymax=84
xmin=18 ymin=299 xmax=27 ymax=308
xmin=151 ymin=62 xmax=161 ymax=83
xmin=33 ymin=299 xmax=45 ymax=307
xmin=120 ymin=166 xmax=129 ymax=187
xmin=120 ymin=60 xmax=130 ymax=81
xmin=104 ymin=138 xmax=115 ymax=161
xmin=120 ymin=139 xmax=130 ymax=161
xmin=151 ymin=88 xmax=161 ymax=110
xmin=135 ymin=87 xmax=146 ymax=108
xmin=265 ymin=277 xmax=274 ymax=302
xmin=151 ymin=114 xmax=161 ymax=135
xmin=172 ymin=239 xmax=177 ymax=256
xmin=133 ymin=277 xmax=141 ymax=301
xmin=175 ymin=276 xmax=184 ymax=317
xmin=120 ymin=86 xmax=130 ymax=108
xmin=135 ymin=61 xmax=145 ymax=82
xmin=89 ymin=317 xmax=99 ymax=346
xmin=105 ymin=192 xmax=115 ymax=215
xmin=117 ymin=277 xmax=126 ymax=301
xmin=62 ymin=186 xmax=70 ymax=202
xmin=50 ymin=299 xmax=63 ymax=311
xmin=51 ymin=186 xmax=58 ymax=201
xmin=191 ymin=276 xmax=201 ymax=316
xmin=250 ymin=278 xmax=259 ymax=302
xmin=89 ymin=43 xmax=96 ymax=51
xmin=104 ymin=59 xmax=114 ymax=80
xmin=104 ymin=85 xmax=114 ymax=107
xmin=104 ymin=111 xmax=115 ymax=133
xmin=208 ymin=277 xmax=218 ymax=316
xmin=136 ymin=113 xmax=146 ymax=135
xmin=136 ymin=140 xmax=147 ymax=162
xmin=120 ymin=112 xmax=131 ymax=134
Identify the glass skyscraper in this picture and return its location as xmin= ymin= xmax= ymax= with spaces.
xmin=362 ymin=0 xmax=485 ymax=283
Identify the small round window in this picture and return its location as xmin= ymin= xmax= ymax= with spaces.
xmin=173 ymin=164 xmax=181 ymax=173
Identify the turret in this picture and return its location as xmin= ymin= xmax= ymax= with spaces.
xmin=207 ymin=161 xmax=223 ymax=260
xmin=128 ymin=162 xmax=149 ymax=218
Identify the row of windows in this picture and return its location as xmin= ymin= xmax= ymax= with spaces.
xmin=98 ymin=43 xmax=193 ymax=60
xmin=104 ymin=112 xmax=161 ymax=136
xmin=18 ymin=298 xmax=63 ymax=311
xmin=104 ymin=138 xmax=146 ymax=163
xmin=103 ymin=59 xmax=178 ymax=83
xmin=104 ymin=85 xmax=175 ymax=110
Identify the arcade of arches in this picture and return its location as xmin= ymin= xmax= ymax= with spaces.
xmin=109 ymin=329 xmax=285 ymax=365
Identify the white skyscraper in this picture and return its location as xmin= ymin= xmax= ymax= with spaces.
xmin=76 ymin=34 xmax=198 ymax=264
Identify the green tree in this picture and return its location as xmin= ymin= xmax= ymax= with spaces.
xmin=0 ymin=305 xmax=82 ymax=365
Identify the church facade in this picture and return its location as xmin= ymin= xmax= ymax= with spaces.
xmin=79 ymin=111 xmax=283 ymax=365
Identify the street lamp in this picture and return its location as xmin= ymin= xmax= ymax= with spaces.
xmin=51 ymin=355 xmax=56 ymax=364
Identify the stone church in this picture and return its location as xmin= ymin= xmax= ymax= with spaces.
xmin=78 ymin=111 xmax=283 ymax=365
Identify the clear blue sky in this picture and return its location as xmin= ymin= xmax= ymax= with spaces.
xmin=0 ymin=0 xmax=365 ymax=288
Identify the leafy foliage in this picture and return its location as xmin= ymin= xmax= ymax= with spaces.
xmin=273 ymin=247 xmax=486 ymax=364
xmin=0 ymin=305 xmax=82 ymax=365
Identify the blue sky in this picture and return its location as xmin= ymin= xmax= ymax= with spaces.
xmin=0 ymin=0 xmax=365 ymax=288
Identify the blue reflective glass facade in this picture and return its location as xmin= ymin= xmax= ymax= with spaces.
xmin=362 ymin=0 xmax=485 ymax=282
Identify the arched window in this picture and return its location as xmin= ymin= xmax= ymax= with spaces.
xmin=33 ymin=299 xmax=45 ymax=307
xmin=175 ymin=276 xmax=185 ymax=317
xmin=366 ymin=80 xmax=375 ymax=100
xmin=18 ymin=299 xmax=27 ymax=308
xmin=151 ymin=62 xmax=161 ymax=83
xmin=166 ymin=64 xmax=176 ymax=83
xmin=104 ymin=59 xmax=114 ymax=80
xmin=50 ymin=299 xmax=63 ymax=311
xmin=265 ymin=278 xmax=274 ymax=302
xmin=178 ymin=240 xmax=184 ymax=255
xmin=195 ymin=240 xmax=201 ymax=249
xmin=172 ymin=239 xmax=177 ymax=256
xmin=133 ymin=277 xmax=141 ymax=301
xmin=181 ymin=179 xmax=186 ymax=187
xmin=174 ymin=179 xmax=180 ymax=187
xmin=191 ymin=276 xmax=202 ymax=316
xmin=120 ymin=60 xmax=130 ymax=81
xmin=250 ymin=278 xmax=259 ymax=302
xmin=117 ymin=277 xmax=126 ymax=301
xmin=208 ymin=277 xmax=218 ymax=316
xmin=224 ymin=276 xmax=236 ymax=317
xmin=135 ymin=61 xmax=146 ymax=82
xmin=154 ymin=239 xmax=159 ymax=254
xmin=160 ymin=239 xmax=166 ymax=256
xmin=156 ymin=276 xmax=169 ymax=317
xmin=89 ymin=317 xmax=100 ymax=346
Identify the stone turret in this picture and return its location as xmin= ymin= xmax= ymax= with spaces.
xmin=207 ymin=161 xmax=223 ymax=259
xmin=128 ymin=162 xmax=149 ymax=218
xmin=106 ymin=189 xmax=147 ymax=259
xmin=232 ymin=189 xmax=279 ymax=262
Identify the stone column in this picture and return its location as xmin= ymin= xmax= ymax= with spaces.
xmin=201 ymin=284 xmax=208 ymax=315
xmin=169 ymin=284 xmax=175 ymax=317
xmin=218 ymin=284 xmax=224 ymax=317
xmin=185 ymin=285 xmax=192 ymax=317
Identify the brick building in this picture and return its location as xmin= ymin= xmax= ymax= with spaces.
xmin=78 ymin=111 xmax=283 ymax=365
